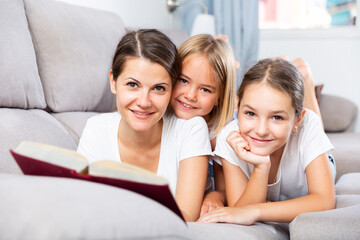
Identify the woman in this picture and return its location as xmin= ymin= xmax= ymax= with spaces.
xmin=77 ymin=29 xmax=212 ymax=221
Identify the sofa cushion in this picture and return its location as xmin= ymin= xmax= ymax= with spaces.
xmin=327 ymin=132 xmax=360 ymax=181
xmin=188 ymin=222 xmax=288 ymax=240
xmin=0 ymin=174 xmax=192 ymax=240
xmin=52 ymin=112 xmax=99 ymax=145
xmin=0 ymin=0 xmax=46 ymax=109
xmin=0 ymin=109 xmax=76 ymax=174
xmin=336 ymin=173 xmax=360 ymax=195
xmin=320 ymin=94 xmax=358 ymax=132
xmin=289 ymin=195 xmax=360 ymax=240
xmin=24 ymin=0 xmax=125 ymax=112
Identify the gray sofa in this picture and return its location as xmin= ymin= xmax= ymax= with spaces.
xmin=1 ymin=0 xmax=359 ymax=239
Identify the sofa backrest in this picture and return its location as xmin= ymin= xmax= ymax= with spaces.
xmin=25 ymin=0 xmax=125 ymax=113
xmin=320 ymin=94 xmax=358 ymax=133
xmin=0 ymin=0 xmax=46 ymax=109
xmin=0 ymin=0 xmax=126 ymax=174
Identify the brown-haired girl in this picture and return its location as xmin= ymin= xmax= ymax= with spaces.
xmin=198 ymin=58 xmax=335 ymax=224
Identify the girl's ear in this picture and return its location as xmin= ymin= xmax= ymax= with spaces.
xmin=109 ymin=69 xmax=117 ymax=94
xmin=292 ymin=109 xmax=306 ymax=132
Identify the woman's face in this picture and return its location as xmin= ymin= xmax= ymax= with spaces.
xmin=110 ymin=57 xmax=172 ymax=132
xmin=170 ymin=54 xmax=219 ymax=122
xmin=237 ymin=83 xmax=302 ymax=157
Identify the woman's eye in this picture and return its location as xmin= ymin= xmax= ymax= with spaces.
xmin=154 ymin=86 xmax=165 ymax=92
xmin=245 ymin=111 xmax=255 ymax=117
xmin=273 ymin=115 xmax=283 ymax=121
xmin=127 ymin=82 xmax=138 ymax=88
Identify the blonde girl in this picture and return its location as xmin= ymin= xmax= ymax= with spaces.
xmin=170 ymin=34 xmax=238 ymax=215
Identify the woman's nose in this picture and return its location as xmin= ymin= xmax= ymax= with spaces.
xmin=137 ymin=91 xmax=151 ymax=108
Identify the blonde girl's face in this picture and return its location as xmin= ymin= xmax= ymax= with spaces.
xmin=110 ymin=57 xmax=172 ymax=132
xmin=170 ymin=55 xmax=219 ymax=122
xmin=237 ymin=83 xmax=303 ymax=157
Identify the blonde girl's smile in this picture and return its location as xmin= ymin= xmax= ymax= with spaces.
xmin=171 ymin=54 xmax=218 ymax=120
xmin=176 ymin=99 xmax=197 ymax=110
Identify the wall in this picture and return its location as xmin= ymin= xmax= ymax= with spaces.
xmin=57 ymin=0 xmax=173 ymax=29
xmin=259 ymin=28 xmax=360 ymax=132
xmin=56 ymin=1 xmax=360 ymax=132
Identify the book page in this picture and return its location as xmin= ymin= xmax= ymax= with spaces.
xmin=89 ymin=160 xmax=168 ymax=185
xmin=15 ymin=141 xmax=88 ymax=173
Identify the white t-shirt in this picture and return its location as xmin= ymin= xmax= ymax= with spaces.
xmin=77 ymin=112 xmax=212 ymax=196
xmin=214 ymin=109 xmax=334 ymax=201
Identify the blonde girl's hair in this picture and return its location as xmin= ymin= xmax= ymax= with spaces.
xmin=178 ymin=34 xmax=237 ymax=139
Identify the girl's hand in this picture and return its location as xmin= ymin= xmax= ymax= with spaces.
xmin=226 ymin=131 xmax=270 ymax=167
xmin=197 ymin=206 xmax=259 ymax=225
xmin=200 ymin=191 xmax=225 ymax=217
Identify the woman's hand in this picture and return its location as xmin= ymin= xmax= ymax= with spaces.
xmin=226 ymin=131 xmax=270 ymax=167
xmin=197 ymin=206 xmax=259 ymax=225
xmin=200 ymin=191 xmax=225 ymax=217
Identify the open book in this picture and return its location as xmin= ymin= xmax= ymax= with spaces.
xmin=10 ymin=141 xmax=184 ymax=221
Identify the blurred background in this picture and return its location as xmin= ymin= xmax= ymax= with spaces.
xmin=58 ymin=0 xmax=360 ymax=132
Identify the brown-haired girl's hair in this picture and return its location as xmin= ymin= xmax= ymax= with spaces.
xmin=237 ymin=58 xmax=304 ymax=116
xmin=178 ymin=34 xmax=237 ymax=138
xmin=111 ymin=29 xmax=181 ymax=86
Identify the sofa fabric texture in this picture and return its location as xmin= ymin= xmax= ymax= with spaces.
xmin=0 ymin=0 xmax=359 ymax=239
xmin=320 ymin=94 xmax=358 ymax=132
xmin=0 ymin=174 xmax=192 ymax=240
xmin=0 ymin=0 xmax=46 ymax=109
xmin=24 ymin=0 xmax=123 ymax=112
xmin=289 ymin=195 xmax=360 ymax=240
xmin=0 ymin=108 xmax=76 ymax=174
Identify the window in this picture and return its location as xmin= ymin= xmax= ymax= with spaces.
xmin=259 ymin=0 xmax=358 ymax=29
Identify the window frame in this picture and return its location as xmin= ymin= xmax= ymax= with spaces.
xmin=260 ymin=0 xmax=360 ymax=40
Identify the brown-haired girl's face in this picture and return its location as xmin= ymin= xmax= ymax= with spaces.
xmin=110 ymin=57 xmax=172 ymax=132
xmin=170 ymin=55 xmax=219 ymax=122
xmin=237 ymin=83 xmax=302 ymax=157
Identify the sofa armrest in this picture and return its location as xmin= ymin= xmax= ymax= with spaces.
xmin=289 ymin=195 xmax=360 ymax=240
xmin=319 ymin=94 xmax=358 ymax=132
xmin=0 ymin=174 xmax=190 ymax=239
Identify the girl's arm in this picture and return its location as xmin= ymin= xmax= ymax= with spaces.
xmin=198 ymin=153 xmax=335 ymax=224
xmin=224 ymin=131 xmax=271 ymax=207
xmin=175 ymin=156 xmax=208 ymax=221
xmin=255 ymin=152 xmax=335 ymax=222
xmin=213 ymin=162 xmax=226 ymax=205
xmin=200 ymin=162 xmax=226 ymax=216
xmin=222 ymin=159 xmax=269 ymax=207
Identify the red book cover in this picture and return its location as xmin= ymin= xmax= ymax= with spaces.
xmin=10 ymin=149 xmax=184 ymax=221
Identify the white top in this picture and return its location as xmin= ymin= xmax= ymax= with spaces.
xmin=77 ymin=112 xmax=212 ymax=196
xmin=214 ymin=109 xmax=334 ymax=201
